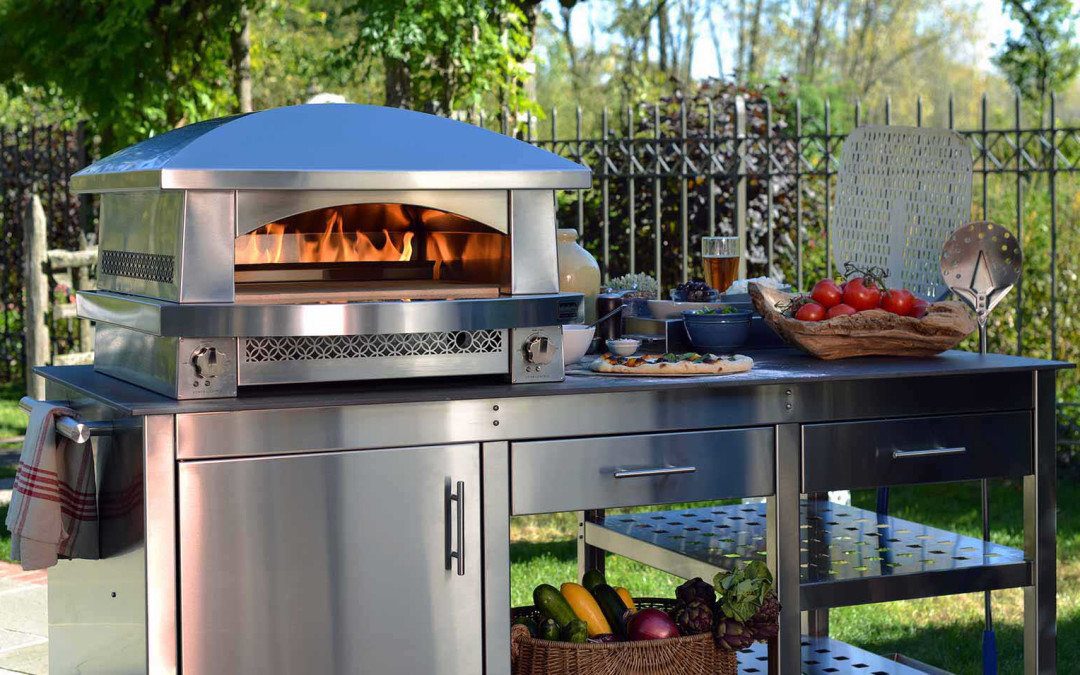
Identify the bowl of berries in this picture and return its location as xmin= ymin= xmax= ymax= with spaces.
xmin=648 ymin=280 xmax=724 ymax=319
xmin=748 ymin=263 xmax=976 ymax=360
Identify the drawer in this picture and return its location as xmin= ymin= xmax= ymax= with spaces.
xmin=511 ymin=428 xmax=774 ymax=515
xmin=802 ymin=411 xmax=1031 ymax=492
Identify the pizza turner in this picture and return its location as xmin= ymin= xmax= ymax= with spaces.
xmin=589 ymin=352 xmax=754 ymax=376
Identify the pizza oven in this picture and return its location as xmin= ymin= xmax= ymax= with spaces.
xmin=71 ymin=104 xmax=590 ymax=398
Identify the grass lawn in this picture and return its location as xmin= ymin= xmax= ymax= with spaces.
xmin=0 ymin=381 xmax=27 ymax=444
xmin=511 ymin=481 xmax=1079 ymax=674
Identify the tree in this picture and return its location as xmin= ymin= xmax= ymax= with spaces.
xmin=0 ymin=1 xmax=253 ymax=152
xmin=993 ymin=0 xmax=1080 ymax=118
xmin=334 ymin=0 xmax=537 ymax=114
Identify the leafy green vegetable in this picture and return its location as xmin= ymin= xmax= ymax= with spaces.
xmin=690 ymin=305 xmax=738 ymax=315
xmin=713 ymin=561 xmax=775 ymax=623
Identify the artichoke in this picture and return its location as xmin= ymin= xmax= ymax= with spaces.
xmin=673 ymin=599 xmax=714 ymax=635
xmin=746 ymin=592 xmax=780 ymax=640
xmin=675 ymin=577 xmax=717 ymax=609
xmin=714 ymin=617 xmax=755 ymax=651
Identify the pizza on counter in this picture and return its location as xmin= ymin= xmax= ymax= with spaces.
xmin=589 ymin=352 xmax=753 ymax=376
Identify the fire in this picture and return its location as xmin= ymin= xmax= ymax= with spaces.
xmin=236 ymin=209 xmax=413 ymax=265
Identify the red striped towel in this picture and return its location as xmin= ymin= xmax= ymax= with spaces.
xmin=5 ymin=401 xmax=98 ymax=570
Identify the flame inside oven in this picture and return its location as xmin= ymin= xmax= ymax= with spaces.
xmin=234 ymin=203 xmax=510 ymax=290
xmin=237 ymin=209 xmax=414 ymax=265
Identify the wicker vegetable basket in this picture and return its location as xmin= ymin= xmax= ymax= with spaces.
xmin=510 ymin=598 xmax=739 ymax=675
xmin=749 ymin=283 xmax=976 ymax=359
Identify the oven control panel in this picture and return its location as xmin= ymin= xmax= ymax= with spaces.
xmin=178 ymin=338 xmax=238 ymax=398
xmin=511 ymin=327 xmax=564 ymax=383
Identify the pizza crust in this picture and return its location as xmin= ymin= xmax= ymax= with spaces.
xmin=589 ymin=354 xmax=753 ymax=376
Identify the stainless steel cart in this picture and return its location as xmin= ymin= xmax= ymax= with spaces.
xmin=32 ymin=349 xmax=1064 ymax=674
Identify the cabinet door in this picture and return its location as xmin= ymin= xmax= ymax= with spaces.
xmin=178 ymin=444 xmax=482 ymax=675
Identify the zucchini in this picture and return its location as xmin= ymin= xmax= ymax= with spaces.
xmin=539 ymin=618 xmax=561 ymax=641
xmin=561 ymin=618 xmax=588 ymax=644
xmin=534 ymin=584 xmax=577 ymax=627
xmin=581 ymin=569 xmax=606 ymax=591
xmin=592 ymin=584 xmax=630 ymax=637
xmin=615 ymin=586 xmax=636 ymax=613
xmin=560 ymin=582 xmax=612 ymax=637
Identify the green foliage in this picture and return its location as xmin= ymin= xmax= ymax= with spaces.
xmin=333 ymin=0 xmax=537 ymax=113
xmin=0 ymin=1 xmax=250 ymax=151
xmin=994 ymin=0 xmax=1080 ymax=113
xmin=249 ymin=1 xmax=383 ymax=109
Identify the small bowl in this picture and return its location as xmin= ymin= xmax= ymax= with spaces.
xmin=562 ymin=324 xmax=596 ymax=365
xmin=648 ymin=299 xmax=726 ymax=319
xmin=606 ymin=338 xmax=641 ymax=356
xmin=682 ymin=309 xmax=752 ymax=353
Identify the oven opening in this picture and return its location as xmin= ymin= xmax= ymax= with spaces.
xmin=234 ymin=203 xmax=510 ymax=303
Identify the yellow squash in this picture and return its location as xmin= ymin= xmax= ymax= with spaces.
xmin=615 ymin=586 xmax=636 ymax=613
xmin=559 ymin=583 xmax=611 ymax=637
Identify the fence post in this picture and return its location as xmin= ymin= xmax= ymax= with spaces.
xmin=23 ymin=193 xmax=49 ymax=399
xmin=734 ymin=96 xmax=748 ymax=279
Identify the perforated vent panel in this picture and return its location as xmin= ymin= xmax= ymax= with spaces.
xmin=99 ymin=249 xmax=175 ymax=283
xmin=833 ymin=126 xmax=973 ymax=300
xmin=243 ymin=330 xmax=505 ymax=363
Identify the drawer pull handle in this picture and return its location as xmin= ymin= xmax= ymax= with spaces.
xmin=614 ymin=466 xmax=697 ymax=479
xmin=892 ymin=446 xmax=967 ymax=459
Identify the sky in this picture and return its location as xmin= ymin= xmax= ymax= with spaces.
xmin=541 ymin=0 xmax=1061 ymax=80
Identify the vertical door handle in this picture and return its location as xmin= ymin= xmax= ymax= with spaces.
xmin=449 ymin=480 xmax=465 ymax=576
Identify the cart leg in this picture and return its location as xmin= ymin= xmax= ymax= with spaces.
xmin=768 ymin=423 xmax=802 ymax=674
xmin=577 ymin=509 xmax=605 ymax=581
xmin=483 ymin=442 xmax=512 ymax=675
xmin=1024 ymin=371 xmax=1056 ymax=674
xmin=802 ymin=493 xmax=830 ymax=638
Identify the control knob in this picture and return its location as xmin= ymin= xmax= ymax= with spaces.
xmin=522 ymin=335 xmax=555 ymax=366
xmin=190 ymin=346 xmax=222 ymax=378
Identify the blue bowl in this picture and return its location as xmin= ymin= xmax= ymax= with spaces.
xmin=681 ymin=309 xmax=752 ymax=353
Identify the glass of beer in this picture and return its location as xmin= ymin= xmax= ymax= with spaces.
xmin=701 ymin=236 xmax=740 ymax=292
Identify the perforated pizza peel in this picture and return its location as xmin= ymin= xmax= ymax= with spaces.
xmin=939 ymin=221 xmax=1022 ymax=355
xmin=939 ymin=220 xmax=1022 ymax=675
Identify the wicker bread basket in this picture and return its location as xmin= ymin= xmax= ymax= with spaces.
xmin=510 ymin=598 xmax=739 ymax=675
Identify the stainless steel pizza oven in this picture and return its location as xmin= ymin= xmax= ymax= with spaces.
xmin=72 ymin=104 xmax=590 ymax=398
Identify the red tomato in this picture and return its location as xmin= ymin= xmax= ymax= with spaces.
xmin=842 ymin=278 xmax=882 ymax=312
xmin=826 ymin=303 xmax=857 ymax=319
xmin=795 ymin=302 xmax=826 ymax=321
xmin=810 ymin=279 xmax=843 ymax=308
xmin=910 ymin=298 xmax=930 ymax=318
xmin=880 ymin=289 xmax=915 ymax=316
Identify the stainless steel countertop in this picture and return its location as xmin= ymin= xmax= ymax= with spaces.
xmin=35 ymin=349 xmax=1071 ymax=417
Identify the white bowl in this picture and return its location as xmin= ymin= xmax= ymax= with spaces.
xmin=647 ymin=299 xmax=726 ymax=319
xmin=562 ymin=324 xmax=596 ymax=365
xmin=606 ymin=338 xmax=641 ymax=356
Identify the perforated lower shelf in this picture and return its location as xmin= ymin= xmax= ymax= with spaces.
xmin=587 ymin=501 xmax=1028 ymax=609
xmin=736 ymin=636 xmax=927 ymax=674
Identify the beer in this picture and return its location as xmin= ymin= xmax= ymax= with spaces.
xmin=704 ymin=254 xmax=739 ymax=292
xmin=701 ymin=236 xmax=740 ymax=292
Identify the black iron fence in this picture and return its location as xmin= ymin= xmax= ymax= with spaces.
xmin=0 ymin=123 xmax=89 ymax=383
xmin=2 ymin=99 xmax=1080 ymax=422
xmin=475 ymin=94 xmax=1080 ymax=411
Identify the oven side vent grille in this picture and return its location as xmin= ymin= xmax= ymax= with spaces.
xmin=99 ymin=249 xmax=175 ymax=283
xmin=243 ymin=330 xmax=505 ymax=363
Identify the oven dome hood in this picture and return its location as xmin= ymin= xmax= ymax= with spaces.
xmin=71 ymin=104 xmax=592 ymax=193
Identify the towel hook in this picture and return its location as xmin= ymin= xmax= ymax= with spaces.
xmin=18 ymin=397 xmax=133 ymax=444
